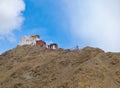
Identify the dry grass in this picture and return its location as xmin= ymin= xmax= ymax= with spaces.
xmin=0 ymin=46 xmax=120 ymax=88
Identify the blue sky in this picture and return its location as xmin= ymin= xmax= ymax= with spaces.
xmin=0 ymin=0 xmax=120 ymax=54
xmin=0 ymin=0 xmax=73 ymax=54
xmin=20 ymin=0 xmax=72 ymax=46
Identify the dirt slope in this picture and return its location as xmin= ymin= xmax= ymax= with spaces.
xmin=0 ymin=45 xmax=120 ymax=88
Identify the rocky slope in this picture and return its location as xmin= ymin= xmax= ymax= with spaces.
xmin=0 ymin=45 xmax=120 ymax=88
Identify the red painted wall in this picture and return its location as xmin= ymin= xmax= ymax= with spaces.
xmin=36 ymin=40 xmax=46 ymax=47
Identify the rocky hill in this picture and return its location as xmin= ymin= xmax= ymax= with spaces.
xmin=0 ymin=45 xmax=120 ymax=88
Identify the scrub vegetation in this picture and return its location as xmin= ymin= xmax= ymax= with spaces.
xmin=0 ymin=45 xmax=120 ymax=88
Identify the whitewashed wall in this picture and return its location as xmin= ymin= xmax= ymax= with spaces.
xmin=19 ymin=36 xmax=40 ymax=46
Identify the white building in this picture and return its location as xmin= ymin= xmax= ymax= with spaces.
xmin=48 ymin=43 xmax=58 ymax=49
xmin=19 ymin=35 xmax=40 ymax=46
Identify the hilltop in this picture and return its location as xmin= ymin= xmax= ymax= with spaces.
xmin=0 ymin=45 xmax=120 ymax=88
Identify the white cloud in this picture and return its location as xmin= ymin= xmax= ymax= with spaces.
xmin=63 ymin=0 xmax=120 ymax=52
xmin=0 ymin=0 xmax=25 ymax=42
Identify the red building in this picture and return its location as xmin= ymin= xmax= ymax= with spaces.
xmin=36 ymin=40 xmax=46 ymax=47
